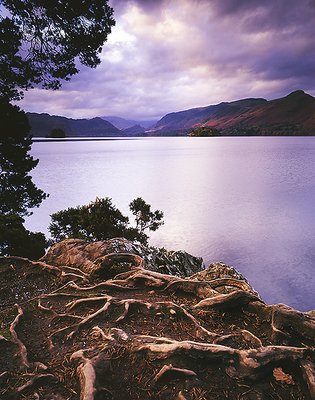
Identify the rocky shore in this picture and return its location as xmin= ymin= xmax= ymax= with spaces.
xmin=0 ymin=239 xmax=314 ymax=399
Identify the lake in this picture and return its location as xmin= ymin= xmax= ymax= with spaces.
xmin=26 ymin=137 xmax=315 ymax=311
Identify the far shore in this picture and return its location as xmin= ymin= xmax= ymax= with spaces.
xmin=32 ymin=137 xmax=142 ymax=142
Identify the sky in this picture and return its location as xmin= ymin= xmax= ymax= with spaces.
xmin=20 ymin=0 xmax=315 ymax=120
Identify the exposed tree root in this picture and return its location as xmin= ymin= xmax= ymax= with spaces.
xmin=194 ymin=290 xmax=263 ymax=310
xmin=135 ymin=337 xmax=314 ymax=381
xmin=68 ymin=280 xmax=137 ymax=292
xmin=300 ymin=360 xmax=315 ymax=399
xmin=206 ymin=277 xmax=255 ymax=292
xmin=10 ymin=304 xmax=30 ymax=369
xmin=14 ymin=373 xmax=56 ymax=397
xmin=65 ymin=295 xmax=112 ymax=311
xmin=70 ymin=350 xmax=98 ymax=400
xmin=270 ymin=303 xmax=315 ymax=342
xmin=244 ymin=300 xmax=315 ymax=345
xmin=163 ymin=279 xmax=218 ymax=298
xmin=163 ymin=277 xmax=254 ymax=298
xmin=155 ymin=301 xmax=218 ymax=340
xmin=94 ymin=252 xmax=145 ymax=276
xmin=175 ymin=391 xmax=189 ymax=400
xmin=213 ymin=329 xmax=263 ymax=348
xmin=38 ymin=298 xmax=84 ymax=322
xmin=115 ymin=298 xmax=152 ymax=322
xmin=3 ymin=256 xmax=61 ymax=276
xmin=109 ymin=269 xmax=171 ymax=289
xmin=153 ymin=364 xmax=197 ymax=383
xmin=1 ymin=252 xmax=314 ymax=400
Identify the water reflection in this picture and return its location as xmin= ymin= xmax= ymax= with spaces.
xmin=26 ymin=137 xmax=315 ymax=311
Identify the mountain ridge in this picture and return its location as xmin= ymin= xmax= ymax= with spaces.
xmin=26 ymin=90 xmax=315 ymax=137
xmin=149 ymin=90 xmax=315 ymax=135
xmin=27 ymin=113 xmax=121 ymax=137
xmin=101 ymin=115 xmax=157 ymax=130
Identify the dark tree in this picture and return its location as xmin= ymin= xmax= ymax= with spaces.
xmin=129 ymin=197 xmax=164 ymax=235
xmin=0 ymin=214 xmax=47 ymax=259
xmin=0 ymin=0 xmax=115 ymax=101
xmin=0 ymin=1 xmax=115 ymax=258
xmin=188 ymin=126 xmax=221 ymax=137
xmin=49 ymin=128 xmax=66 ymax=138
xmin=49 ymin=197 xmax=164 ymax=245
xmin=50 ymin=198 xmax=129 ymax=242
xmin=0 ymin=101 xmax=48 ymax=257
xmin=0 ymin=101 xmax=47 ymax=216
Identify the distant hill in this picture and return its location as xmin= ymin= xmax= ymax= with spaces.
xmin=148 ymin=98 xmax=267 ymax=135
xmin=27 ymin=113 xmax=121 ymax=137
xmin=219 ymin=90 xmax=315 ymax=130
xmin=102 ymin=116 xmax=157 ymax=130
xmin=122 ymin=124 xmax=146 ymax=136
xmin=26 ymin=90 xmax=315 ymax=138
xmin=148 ymin=90 xmax=315 ymax=136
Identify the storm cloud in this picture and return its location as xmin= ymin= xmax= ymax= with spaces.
xmin=20 ymin=0 xmax=315 ymax=120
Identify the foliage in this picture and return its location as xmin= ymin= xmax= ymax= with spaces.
xmin=1 ymin=1 xmax=115 ymax=258
xmin=48 ymin=128 xmax=66 ymax=138
xmin=222 ymin=123 xmax=307 ymax=136
xmin=0 ymin=0 xmax=115 ymax=101
xmin=0 ymin=101 xmax=48 ymax=217
xmin=188 ymin=126 xmax=221 ymax=137
xmin=0 ymin=101 xmax=48 ymax=257
xmin=0 ymin=214 xmax=47 ymax=259
xmin=129 ymin=197 xmax=164 ymax=233
xmin=49 ymin=197 xmax=164 ymax=245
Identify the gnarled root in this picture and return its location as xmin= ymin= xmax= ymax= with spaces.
xmin=213 ymin=329 xmax=263 ymax=348
xmin=14 ymin=373 xmax=56 ymax=397
xmin=153 ymin=364 xmax=197 ymax=384
xmin=270 ymin=303 xmax=315 ymax=342
xmin=70 ymin=350 xmax=97 ymax=400
xmin=163 ymin=279 xmax=218 ymax=298
xmin=135 ymin=337 xmax=314 ymax=382
xmin=93 ymin=252 xmax=145 ymax=277
xmin=70 ymin=349 xmax=112 ymax=400
xmin=194 ymin=290 xmax=262 ymax=310
xmin=300 ymin=360 xmax=315 ymax=399
xmin=10 ymin=304 xmax=30 ymax=369
xmin=164 ymin=277 xmax=255 ymax=298
xmin=206 ymin=277 xmax=256 ymax=293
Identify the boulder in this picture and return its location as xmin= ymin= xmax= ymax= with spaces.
xmin=42 ymin=238 xmax=204 ymax=277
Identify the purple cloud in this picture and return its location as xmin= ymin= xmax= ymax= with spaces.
xmin=19 ymin=0 xmax=315 ymax=120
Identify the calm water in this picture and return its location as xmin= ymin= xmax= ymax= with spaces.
xmin=26 ymin=137 xmax=315 ymax=311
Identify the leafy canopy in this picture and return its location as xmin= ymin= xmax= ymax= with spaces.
xmin=0 ymin=213 xmax=47 ymax=259
xmin=129 ymin=197 xmax=164 ymax=233
xmin=0 ymin=101 xmax=47 ymax=217
xmin=0 ymin=1 xmax=115 ymax=258
xmin=188 ymin=127 xmax=221 ymax=137
xmin=0 ymin=101 xmax=48 ymax=257
xmin=0 ymin=0 xmax=115 ymax=100
xmin=49 ymin=197 xmax=164 ymax=245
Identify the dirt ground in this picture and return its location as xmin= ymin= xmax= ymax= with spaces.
xmin=0 ymin=253 xmax=314 ymax=400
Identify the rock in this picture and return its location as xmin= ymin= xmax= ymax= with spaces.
xmin=42 ymin=238 xmax=204 ymax=277
xmin=1 ymin=246 xmax=314 ymax=400
xmin=191 ymin=261 xmax=249 ymax=281
xmin=191 ymin=262 xmax=259 ymax=296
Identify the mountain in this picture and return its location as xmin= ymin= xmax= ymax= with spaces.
xmin=101 ymin=116 xmax=157 ymax=130
xmin=122 ymin=124 xmax=146 ymax=136
xmin=26 ymin=90 xmax=315 ymax=138
xmin=27 ymin=113 xmax=121 ymax=137
xmin=149 ymin=90 xmax=315 ymax=136
xmin=219 ymin=90 xmax=315 ymax=130
xmin=148 ymin=98 xmax=267 ymax=135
